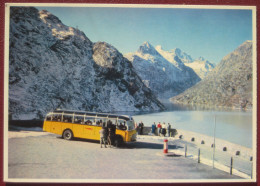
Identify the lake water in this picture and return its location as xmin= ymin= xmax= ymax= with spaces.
xmin=130 ymin=105 xmax=253 ymax=148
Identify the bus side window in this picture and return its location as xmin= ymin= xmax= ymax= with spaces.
xmin=96 ymin=118 xmax=106 ymax=127
xmin=52 ymin=114 xmax=60 ymax=121
xmin=63 ymin=115 xmax=73 ymax=123
xmin=85 ymin=117 xmax=95 ymax=125
xmin=96 ymin=119 xmax=102 ymax=126
xmin=74 ymin=116 xmax=84 ymax=124
xmin=46 ymin=115 xmax=52 ymax=121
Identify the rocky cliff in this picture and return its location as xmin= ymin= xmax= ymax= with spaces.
xmin=170 ymin=41 xmax=253 ymax=110
xmin=9 ymin=7 xmax=164 ymax=120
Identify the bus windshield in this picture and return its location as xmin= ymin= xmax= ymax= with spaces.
xmin=127 ymin=120 xmax=135 ymax=131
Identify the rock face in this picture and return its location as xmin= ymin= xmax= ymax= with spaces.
xmin=170 ymin=41 xmax=253 ymax=110
xmin=125 ymin=42 xmax=201 ymax=99
xmin=9 ymin=7 xmax=164 ymax=120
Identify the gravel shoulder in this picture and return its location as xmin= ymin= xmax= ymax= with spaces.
xmin=7 ymin=131 xmax=242 ymax=182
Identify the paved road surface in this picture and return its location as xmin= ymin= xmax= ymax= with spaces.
xmin=8 ymin=133 xmax=241 ymax=182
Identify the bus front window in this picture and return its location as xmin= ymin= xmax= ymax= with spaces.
xmin=127 ymin=120 xmax=135 ymax=131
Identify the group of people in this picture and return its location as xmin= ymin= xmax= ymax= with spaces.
xmin=136 ymin=121 xmax=172 ymax=137
xmin=99 ymin=121 xmax=116 ymax=148
xmin=152 ymin=122 xmax=171 ymax=137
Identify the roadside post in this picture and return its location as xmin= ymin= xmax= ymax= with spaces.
xmin=185 ymin=144 xmax=187 ymax=157
xmin=250 ymin=156 xmax=253 ymax=179
xmin=163 ymin=139 xmax=168 ymax=153
xmin=198 ymin=148 xmax=200 ymax=163
xmin=230 ymin=157 xmax=233 ymax=175
xmin=213 ymin=115 xmax=216 ymax=168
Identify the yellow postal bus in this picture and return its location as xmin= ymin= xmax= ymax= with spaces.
xmin=43 ymin=109 xmax=137 ymax=146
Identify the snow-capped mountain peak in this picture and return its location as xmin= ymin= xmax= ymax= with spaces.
xmin=125 ymin=42 xmax=201 ymax=99
xmin=171 ymin=48 xmax=193 ymax=63
xmin=185 ymin=57 xmax=215 ymax=79
xmin=137 ymin=41 xmax=160 ymax=56
xmin=197 ymin=56 xmax=205 ymax=61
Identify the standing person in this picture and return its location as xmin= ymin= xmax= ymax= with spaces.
xmin=137 ymin=122 xmax=140 ymax=135
xmin=107 ymin=128 xmax=112 ymax=147
xmin=135 ymin=122 xmax=138 ymax=129
xmin=111 ymin=124 xmax=116 ymax=146
xmin=151 ymin=122 xmax=156 ymax=134
xmin=157 ymin=122 xmax=162 ymax=136
xmin=167 ymin=123 xmax=171 ymax=137
xmin=162 ymin=122 xmax=166 ymax=137
xmin=139 ymin=121 xmax=144 ymax=135
xmin=99 ymin=126 xmax=107 ymax=148
xmin=107 ymin=122 xmax=114 ymax=147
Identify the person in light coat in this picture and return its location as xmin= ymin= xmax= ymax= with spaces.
xmin=99 ymin=126 xmax=107 ymax=148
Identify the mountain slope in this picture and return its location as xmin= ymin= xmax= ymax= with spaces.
xmin=170 ymin=41 xmax=253 ymax=110
xmin=125 ymin=42 xmax=201 ymax=99
xmin=9 ymin=7 xmax=164 ymax=120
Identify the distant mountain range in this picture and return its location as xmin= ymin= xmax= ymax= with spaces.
xmin=124 ymin=42 xmax=215 ymax=99
xmin=170 ymin=41 xmax=253 ymax=110
xmin=9 ymin=7 xmax=164 ymax=120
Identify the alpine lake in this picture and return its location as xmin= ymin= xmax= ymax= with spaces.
xmin=114 ymin=103 xmax=253 ymax=148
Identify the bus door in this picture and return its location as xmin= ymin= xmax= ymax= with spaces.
xmin=51 ymin=113 xmax=62 ymax=134
xmin=83 ymin=116 xmax=96 ymax=139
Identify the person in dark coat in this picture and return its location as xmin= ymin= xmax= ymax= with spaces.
xmin=167 ymin=123 xmax=171 ymax=137
xmin=151 ymin=122 xmax=156 ymax=134
xmin=139 ymin=121 xmax=144 ymax=135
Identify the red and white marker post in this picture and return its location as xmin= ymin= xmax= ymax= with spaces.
xmin=163 ymin=139 xmax=168 ymax=153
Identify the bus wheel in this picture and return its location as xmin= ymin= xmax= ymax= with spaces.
xmin=63 ymin=129 xmax=73 ymax=140
xmin=114 ymin=136 xmax=123 ymax=147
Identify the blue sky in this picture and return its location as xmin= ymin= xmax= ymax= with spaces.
xmin=37 ymin=6 xmax=253 ymax=64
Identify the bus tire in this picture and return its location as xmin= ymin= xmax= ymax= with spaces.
xmin=114 ymin=135 xmax=123 ymax=147
xmin=63 ymin=129 xmax=73 ymax=140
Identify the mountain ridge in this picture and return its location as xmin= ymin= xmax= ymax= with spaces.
xmin=170 ymin=40 xmax=253 ymax=110
xmin=9 ymin=7 xmax=165 ymax=120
